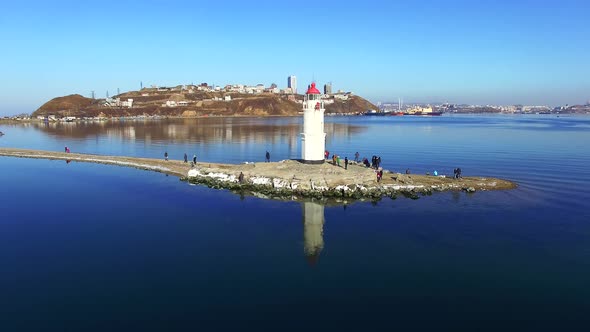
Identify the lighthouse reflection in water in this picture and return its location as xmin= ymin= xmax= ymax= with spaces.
xmin=302 ymin=201 xmax=325 ymax=266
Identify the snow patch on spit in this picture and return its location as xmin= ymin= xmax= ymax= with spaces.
xmin=188 ymin=169 xmax=237 ymax=182
xmin=206 ymin=172 xmax=237 ymax=182
xmin=389 ymin=185 xmax=425 ymax=190
xmin=251 ymin=177 xmax=271 ymax=185
xmin=187 ymin=169 xmax=201 ymax=177
xmin=273 ymin=178 xmax=289 ymax=188
xmin=355 ymin=185 xmax=368 ymax=191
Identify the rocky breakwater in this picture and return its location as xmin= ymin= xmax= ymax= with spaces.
xmin=184 ymin=159 xmax=517 ymax=203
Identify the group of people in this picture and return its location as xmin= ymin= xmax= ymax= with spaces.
xmin=326 ymin=150 xmax=382 ymax=171
xmin=64 ymin=146 xmax=70 ymax=153
xmin=356 ymin=155 xmax=383 ymax=170
xmin=164 ymin=151 xmax=197 ymax=165
xmin=428 ymin=167 xmax=462 ymax=179
xmin=370 ymin=155 xmax=382 ymax=169
xmin=159 ymin=147 xmax=461 ymax=184
xmin=453 ymin=167 xmax=462 ymax=179
xmin=326 ymin=151 xmax=350 ymax=170
xmin=182 ymin=153 xmax=197 ymax=165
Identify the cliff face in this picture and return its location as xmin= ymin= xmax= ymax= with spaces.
xmin=33 ymin=89 xmax=378 ymax=118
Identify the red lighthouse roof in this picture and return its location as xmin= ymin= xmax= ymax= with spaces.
xmin=306 ymin=82 xmax=321 ymax=95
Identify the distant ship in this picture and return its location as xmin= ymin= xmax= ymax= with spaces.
xmin=389 ymin=112 xmax=404 ymax=116
xmin=363 ymin=109 xmax=387 ymax=116
xmin=404 ymin=106 xmax=442 ymax=116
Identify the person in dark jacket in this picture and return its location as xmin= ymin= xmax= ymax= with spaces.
xmin=265 ymin=151 xmax=270 ymax=162
xmin=184 ymin=153 xmax=188 ymax=163
xmin=344 ymin=157 xmax=348 ymax=170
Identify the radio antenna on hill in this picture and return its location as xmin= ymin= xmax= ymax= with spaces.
xmin=91 ymin=91 xmax=95 ymax=100
xmin=140 ymin=81 xmax=143 ymax=90
xmin=106 ymin=90 xmax=109 ymax=99
xmin=117 ymin=88 xmax=120 ymax=96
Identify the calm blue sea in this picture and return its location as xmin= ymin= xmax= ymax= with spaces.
xmin=1 ymin=115 xmax=590 ymax=331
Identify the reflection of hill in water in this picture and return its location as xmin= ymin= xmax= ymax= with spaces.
xmin=32 ymin=118 xmax=366 ymax=144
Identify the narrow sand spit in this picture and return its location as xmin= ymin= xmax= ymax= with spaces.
xmin=0 ymin=147 xmax=516 ymax=201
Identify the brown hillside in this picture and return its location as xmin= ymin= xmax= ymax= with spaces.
xmin=228 ymin=96 xmax=300 ymax=116
xmin=325 ymin=95 xmax=379 ymax=114
xmin=33 ymin=94 xmax=95 ymax=116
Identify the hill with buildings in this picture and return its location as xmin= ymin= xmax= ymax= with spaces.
xmin=32 ymin=84 xmax=379 ymax=119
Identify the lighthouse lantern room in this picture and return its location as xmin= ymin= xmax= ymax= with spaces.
xmin=301 ymin=82 xmax=326 ymax=164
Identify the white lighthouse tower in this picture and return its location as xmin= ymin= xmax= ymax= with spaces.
xmin=301 ymin=82 xmax=326 ymax=164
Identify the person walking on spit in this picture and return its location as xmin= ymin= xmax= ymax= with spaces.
xmin=265 ymin=151 xmax=270 ymax=162
xmin=64 ymin=146 xmax=67 ymax=153
xmin=184 ymin=153 xmax=188 ymax=163
xmin=193 ymin=154 xmax=197 ymax=164
xmin=344 ymin=157 xmax=349 ymax=170
xmin=354 ymin=152 xmax=360 ymax=163
xmin=238 ymin=172 xmax=244 ymax=183
xmin=164 ymin=151 xmax=168 ymax=161
xmin=377 ymin=170 xmax=383 ymax=182
xmin=66 ymin=147 xmax=70 ymax=153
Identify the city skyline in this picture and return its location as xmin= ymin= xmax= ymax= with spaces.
xmin=1 ymin=0 xmax=589 ymax=116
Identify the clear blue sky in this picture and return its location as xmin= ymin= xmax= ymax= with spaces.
xmin=1 ymin=0 xmax=589 ymax=115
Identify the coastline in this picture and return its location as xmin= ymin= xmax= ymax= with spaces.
xmin=3 ymin=113 xmax=589 ymax=125
xmin=0 ymin=113 xmax=369 ymax=124
xmin=0 ymin=147 xmax=517 ymax=204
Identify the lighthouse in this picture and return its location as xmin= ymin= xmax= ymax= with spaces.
xmin=301 ymin=82 xmax=326 ymax=163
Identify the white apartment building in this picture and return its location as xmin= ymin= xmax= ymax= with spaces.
xmin=288 ymin=75 xmax=297 ymax=94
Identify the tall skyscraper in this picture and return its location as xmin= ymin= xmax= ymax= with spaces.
xmin=288 ymin=75 xmax=297 ymax=94
xmin=324 ymin=83 xmax=332 ymax=95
